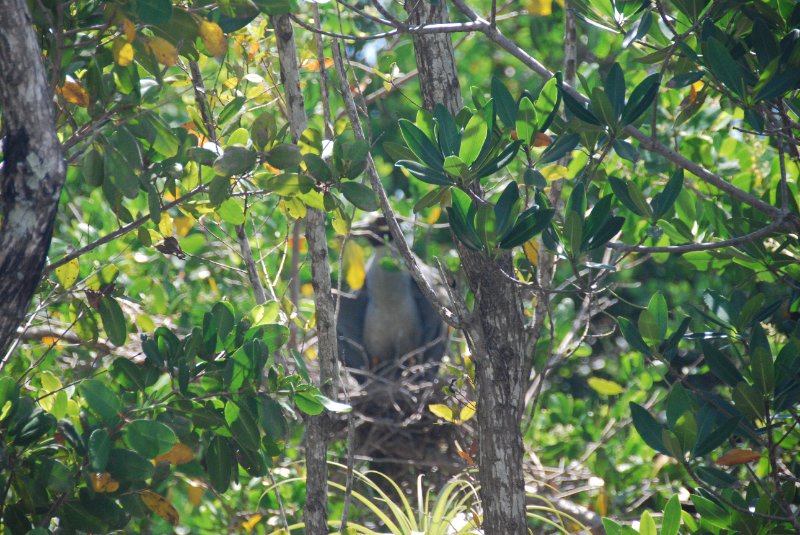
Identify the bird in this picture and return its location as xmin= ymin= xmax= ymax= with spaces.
xmin=336 ymin=219 xmax=448 ymax=384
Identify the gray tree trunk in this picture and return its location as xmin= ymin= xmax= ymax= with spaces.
xmin=404 ymin=1 xmax=530 ymax=532
xmin=0 ymin=0 xmax=66 ymax=356
xmin=273 ymin=13 xmax=336 ymax=534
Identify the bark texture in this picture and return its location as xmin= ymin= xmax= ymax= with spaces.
xmin=405 ymin=1 xmax=530 ymax=532
xmin=404 ymin=0 xmax=462 ymax=115
xmin=0 ymin=0 xmax=66 ymax=356
xmin=273 ymin=14 xmax=335 ymax=533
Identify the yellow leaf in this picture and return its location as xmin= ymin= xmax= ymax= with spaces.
xmin=587 ymin=377 xmax=625 ymax=396
xmin=174 ymin=215 xmax=195 ymax=237
xmin=136 ymin=314 xmax=156 ymax=332
xmin=302 ymin=57 xmax=334 ymax=71
xmin=187 ymin=480 xmax=205 ymax=507
xmin=527 ymin=0 xmax=553 ymax=16
xmin=540 ymin=164 xmax=569 ymax=181
xmin=139 ymin=489 xmax=180 ymax=526
xmin=55 ymin=258 xmax=80 ymax=289
xmin=425 ymin=206 xmax=441 ymax=224
xmin=154 ymin=442 xmax=194 ymax=465
xmin=123 ymin=17 xmax=136 ymax=42
xmin=242 ymin=513 xmax=263 ymax=532
xmin=428 ymin=403 xmax=454 ymax=422
xmin=715 ymin=448 xmax=762 ymax=466
xmin=343 ymin=241 xmax=366 ymax=290
xmin=595 ymin=487 xmax=608 ymax=517
xmin=459 ymin=401 xmax=477 ymax=423
xmin=301 ymin=283 xmax=314 ymax=297
xmin=90 ymin=472 xmax=120 ymax=493
xmin=523 ymin=239 xmax=539 ymax=266
xmin=158 ymin=212 xmax=173 ymax=237
xmin=147 ymin=37 xmax=178 ymax=67
xmin=112 ymin=39 xmax=134 ymax=67
xmin=58 ymin=81 xmax=90 ymax=107
xmin=199 ymin=20 xmax=227 ymax=57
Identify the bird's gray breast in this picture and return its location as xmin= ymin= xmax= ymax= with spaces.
xmin=362 ymin=262 xmax=424 ymax=366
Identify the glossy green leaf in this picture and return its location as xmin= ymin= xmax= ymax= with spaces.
xmin=474 ymin=141 xmax=521 ymax=180
xmin=648 ymin=292 xmax=668 ymax=340
xmin=294 ymin=391 xmax=324 ymax=415
xmin=617 ymin=317 xmax=651 ymax=354
xmin=661 ymin=495 xmax=682 ymax=535
xmin=217 ymin=198 xmax=246 ymax=225
xmin=701 ymin=342 xmax=743 ymax=387
xmin=340 ymin=182 xmax=378 ymax=212
xmin=265 ymin=144 xmax=302 ymax=169
xmin=395 ymin=160 xmax=454 ymax=186
xmin=399 ymin=119 xmax=444 ymax=169
xmin=651 ymin=169 xmax=684 ymax=220
xmin=206 ymin=436 xmax=233 ymax=492
xmin=535 ymin=75 xmax=561 ymax=132
xmin=88 ymin=429 xmax=111 ymax=471
xmin=459 ymin=112 xmax=489 ymax=166
xmin=630 ymin=402 xmax=668 ymax=454
xmin=703 ymin=37 xmax=745 ymax=97
xmin=433 ymin=104 xmax=461 ymax=156
xmin=561 ymin=90 xmax=601 ymax=125
xmin=124 ymin=419 xmax=176 ymax=459
xmin=621 ymin=73 xmax=660 ymax=125
xmin=494 ymin=181 xmax=520 ymax=238
xmin=538 ymin=133 xmax=580 ymax=165
xmin=515 ymin=97 xmax=537 ymax=143
xmin=498 ymin=207 xmax=554 ymax=249
xmin=612 ymin=139 xmax=639 ymax=163
xmin=107 ymin=448 xmax=154 ymax=482
xmin=262 ymin=173 xmax=315 ymax=195
xmin=604 ymin=63 xmax=625 ymax=119
xmin=491 ymin=77 xmax=517 ymax=129
xmin=214 ymin=145 xmax=257 ymax=177
xmin=692 ymin=416 xmax=740 ymax=457
xmin=80 ymin=380 xmax=122 ymax=425
xmin=137 ymin=0 xmax=173 ymax=24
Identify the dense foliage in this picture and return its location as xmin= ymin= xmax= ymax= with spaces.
xmin=1 ymin=0 xmax=799 ymax=533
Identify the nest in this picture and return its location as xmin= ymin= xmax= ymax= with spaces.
xmin=331 ymin=358 xmax=467 ymax=486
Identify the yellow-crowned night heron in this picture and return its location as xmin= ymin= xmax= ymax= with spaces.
xmin=337 ymin=221 xmax=447 ymax=383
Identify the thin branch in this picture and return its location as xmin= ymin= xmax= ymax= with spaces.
xmin=45 ymin=184 xmax=207 ymax=273
xmin=606 ymin=218 xmax=789 ymax=254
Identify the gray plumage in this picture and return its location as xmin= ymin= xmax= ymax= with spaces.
xmin=337 ymin=246 xmax=447 ymax=383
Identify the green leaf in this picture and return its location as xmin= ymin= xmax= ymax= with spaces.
xmin=617 ymin=317 xmax=651 ymax=354
xmin=262 ymin=173 xmax=315 ymax=196
xmin=0 ymin=376 xmax=19 ymax=423
xmin=561 ymin=90 xmax=601 ymax=125
xmin=515 ymin=97 xmax=537 ymax=143
xmin=651 ymin=169 xmax=684 ymax=220
xmin=535 ymin=75 xmax=561 ymax=132
xmin=251 ymin=111 xmax=276 ymax=149
xmin=230 ymin=404 xmax=261 ymax=451
xmin=564 ymin=211 xmax=583 ymax=256
xmin=124 ymin=419 xmax=177 ymax=459
xmin=315 ymin=394 xmax=352 ymax=413
xmin=604 ymin=63 xmax=625 ymax=119
xmin=399 ymin=119 xmax=444 ymax=170
xmin=474 ymin=141 xmax=521 ymax=180
xmin=217 ymin=198 xmax=246 ymax=225
xmin=750 ymin=344 xmax=775 ymax=396
xmin=498 ymin=207 xmax=554 ymax=249
xmin=630 ymin=402 xmax=668 ymax=454
xmin=691 ymin=495 xmax=732 ymax=530
xmin=295 ymin=391 xmax=324 ymax=415
xmin=538 ymin=133 xmax=579 ymax=165
xmin=692 ymin=416 xmax=740 ymax=457
xmin=340 ymin=182 xmax=378 ymax=212
xmin=608 ymin=176 xmax=641 ymax=216
xmin=433 ymin=104 xmax=461 ymax=156
xmin=104 ymin=146 xmax=139 ymax=199
xmin=612 ymin=139 xmax=639 ymax=163
xmin=585 ymin=216 xmax=624 ymax=250
xmin=136 ymin=0 xmax=173 ymax=24
xmin=214 ymin=146 xmax=257 ymax=177
xmin=395 ymin=160 xmax=454 ymax=186
xmin=206 ymin=436 xmax=233 ymax=492
xmin=701 ymin=342 xmax=743 ymax=386
xmin=661 ymin=495 xmax=681 ymax=535
xmin=703 ymin=37 xmax=745 ymax=97
xmin=107 ymin=448 xmax=154 ymax=482
xmin=621 ymin=73 xmax=660 ymax=125
xmin=265 ymin=144 xmax=302 ymax=169
xmin=447 ymin=189 xmax=481 ymax=250
xmin=145 ymin=113 xmax=180 ymax=158
xmin=494 ymin=181 xmax=520 ymax=237
xmin=459 ymin=112 xmax=489 ymax=166
xmin=98 ymin=296 xmax=127 ymax=347
xmin=491 ymin=77 xmax=517 ymax=129
xmin=639 ymin=510 xmax=656 ymax=535
xmin=648 ymin=292 xmax=668 ymax=340
xmin=732 ymin=381 xmax=765 ymax=421
xmin=218 ymin=96 xmax=246 ymax=126
xmin=80 ymin=380 xmax=122 ymax=426
xmin=88 ymin=429 xmax=111 ymax=471
xmin=590 ymin=87 xmax=617 ymax=128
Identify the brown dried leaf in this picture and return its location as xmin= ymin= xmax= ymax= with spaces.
xmin=715 ymin=448 xmax=761 ymax=466
xmin=139 ymin=489 xmax=180 ymax=526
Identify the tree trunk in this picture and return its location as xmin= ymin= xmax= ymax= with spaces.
xmin=405 ymin=1 xmax=530 ymax=532
xmin=273 ymin=13 xmax=335 ymax=534
xmin=0 ymin=0 xmax=66 ymax=357
xmin=405 ymin=0 xmax=462 ymax=115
